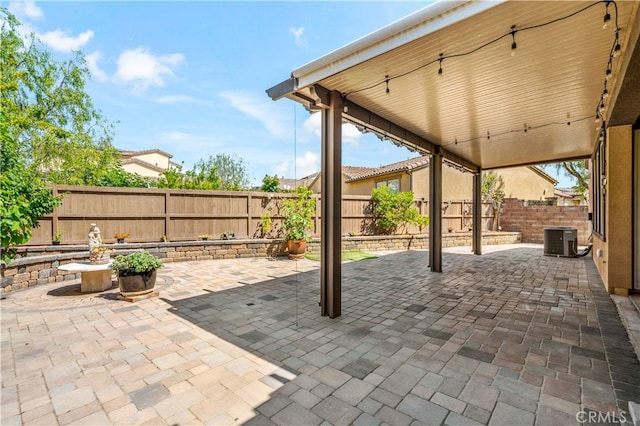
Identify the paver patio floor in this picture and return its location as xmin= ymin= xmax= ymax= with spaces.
xmin=1 ymin=245 xmax=639 ymax=425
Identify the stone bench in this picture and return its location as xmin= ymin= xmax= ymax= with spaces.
xmin=57 ymin=261 xmax=114 ymax=293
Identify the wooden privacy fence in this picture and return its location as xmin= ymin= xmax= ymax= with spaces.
xmin=28 ymin=185 xmax=495 ymax=245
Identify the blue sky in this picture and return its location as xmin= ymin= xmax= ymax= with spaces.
xmin=8 ymin=0 xmax=573 ymax=187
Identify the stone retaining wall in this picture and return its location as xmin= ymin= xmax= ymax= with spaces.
xmin=1 ymin=232 xmax=521 ymax=295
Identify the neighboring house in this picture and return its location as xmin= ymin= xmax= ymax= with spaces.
xmin=555 ymin=187 xmax=586 ymax=206
xmin=295 ymin=156 xmax=558 ymax=202
xmin=119 ymin=149 xmax=179 ymax=178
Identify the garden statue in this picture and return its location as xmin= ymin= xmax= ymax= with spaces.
xmin=88 ymin=223 xmax=102 ymax=250
xmin=88 ymin=223 xmax=111 ymax=264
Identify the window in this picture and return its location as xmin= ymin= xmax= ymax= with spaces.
xmin=376 ymin=178 xmax=400 ymax=193
xmin=593 ymin=136 xmax=606 ymax=239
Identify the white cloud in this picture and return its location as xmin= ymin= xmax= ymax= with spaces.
xmin=303 ymin=113 xmax=321 ymax=139
xmin=113 ymin=47 xmax=184 ymax=92
xmin=220 ymin=90 xmax=291 ymax=140
xmin=302 ymin=112 xmax=363 ymax=146
xmin=289 ymin=26 xmax=307 ymax=48
xmin=274 ymin=151 xmax=319 ymax=178
xmin=85 ymin=51 xmax=108 ymax=82
xmin=156 ymin=95 xmax=201 ymax=104
xmin=8 ymin=1 xmax=43 ymax=21
xmin=342 ymin=123 xmax=364 ymax=146
xmin=297 ymin=151 xmax=319 ymax=177
xmin=38 ymin=28 xmax=94 ymax=53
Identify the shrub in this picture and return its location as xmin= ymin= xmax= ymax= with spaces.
xmin=370 ymin=186 xmax=429 ymax=234
xmin=282 ymin=186 xmax=316 ymax=242
xmin=111 ymin=252 xmax=163 ymax=273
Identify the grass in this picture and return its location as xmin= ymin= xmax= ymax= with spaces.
xmin=304 ymin=250 xmax=378 ymax=262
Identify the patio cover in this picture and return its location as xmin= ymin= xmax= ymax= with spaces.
xmin=267 ymin=0 xmax=640 ymax=317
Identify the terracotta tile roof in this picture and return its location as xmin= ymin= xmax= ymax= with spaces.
xmin=346 ymin=156 xmax=429 ymax=182
xmin=554 ymin=187 xmax=578 ymax=198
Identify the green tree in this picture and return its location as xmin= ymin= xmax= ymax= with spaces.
xmin=185 ymin=157 xmax=222 ymax=190
xmin=481 ymin=171 xmax=505 ymax=231
xmin=261 ymin=174 xmax=280 ymax=192
xmin=1 ymin=8 xmax=117 ymax=186
xmin=96 ymin=166 xmax=151 ymax=188
xmin=548 ymin=161 xmax=589 ymax=201
xmin=1 ymin=111 xmax=62 ymax=264
xmin=157 ymin=162 xmax=187 ymax=189
xmin=211 ymin=153 xmax=250 ymax=191
xmin=370 ymin=186 xmax=429 ymax=235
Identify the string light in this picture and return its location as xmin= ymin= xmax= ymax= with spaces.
xmin=613 ymin=31 xmax=621 ymax=57
xmin=346 ymin=1 xmax=619 ymax=98
xmin=603 ymin=1 xmax=611 ymax=28
xmin=345 ymin=1 xmax=620 ymax=152
xmin=440 ymin=114 xmax=594 ymax=148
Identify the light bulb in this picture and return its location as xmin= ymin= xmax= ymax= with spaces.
xmin=603 ymin=13 xmax=611 ymax=29
xmin=613 ymin=43 xmax=621 ymax=57
xmin=603 ymin=88 xmax=609 ymax=100
xmin=511 ymin=42 xmax=517 ymax=57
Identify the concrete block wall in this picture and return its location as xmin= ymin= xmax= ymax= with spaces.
xmin=500 ymin=198 xmax=590 ymax=244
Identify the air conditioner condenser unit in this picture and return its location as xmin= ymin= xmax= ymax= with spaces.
xmin=543 ymin=226 xmax=577 ymax=257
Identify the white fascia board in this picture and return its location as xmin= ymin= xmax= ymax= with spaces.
xmin=292 ymin=0 xmax=506 ymax=90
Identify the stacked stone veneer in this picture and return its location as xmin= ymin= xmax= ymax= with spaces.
xmin=1 ymin=232 xmax=520 ymax=294
xmin=500 ymin=198 xmax=590 ymax=244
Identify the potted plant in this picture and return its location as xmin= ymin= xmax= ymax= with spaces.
xmin=198 ymin=234 xmax=212 ymax=241
xmin=52 ymin=230 xmax=63 ymax=245
xmin=114 ymin=232 xmax=130 ymax=243
xmin=111 ymin=251 xmax=163 ymax=297
xmin=220 ymin=231 xmax=235 ymax=240
xmin=282 ymin=186 xmax=316 ymax=259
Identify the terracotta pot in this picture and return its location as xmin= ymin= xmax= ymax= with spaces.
xmin=118 ymin=269 xmax=157 ymax=297
xmin=287 ymin=240 xmax=307 ymax=260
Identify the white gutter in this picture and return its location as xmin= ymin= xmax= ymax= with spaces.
xmin=292 ymin=0 xmax=506 ymax=90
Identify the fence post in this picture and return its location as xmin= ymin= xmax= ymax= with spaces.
xmin=52 ymin=187 xmax=59 ymax=242
xmin=247 ymin=192 xmax=252 ymax=238
xmin=165 ymin=191 xmax=171 ymax=239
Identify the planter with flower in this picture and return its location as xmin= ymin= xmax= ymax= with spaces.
xmin=111 ymin=251 xmax=163 ymax=297
xmin=282 ymin=186 xmax=316 ymax=259
xmin=114 ymin=232 xmax=130 ymax=243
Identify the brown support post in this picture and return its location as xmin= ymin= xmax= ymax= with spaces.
xmin=320 ymin=91 xmax=342 ymax=318
xmin=473 ymin=170 xmax=482 ymax=255
xmin=429 ymin=149 xmax=442 ymax=272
